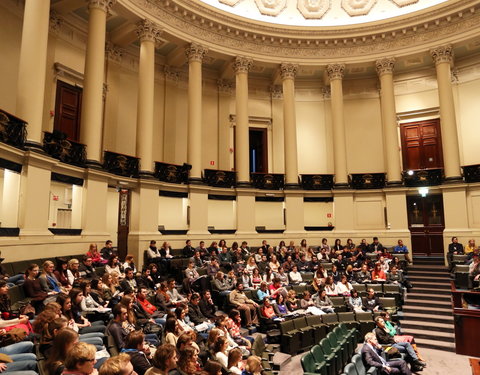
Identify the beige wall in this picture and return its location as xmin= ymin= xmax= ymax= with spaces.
xmin=0 ymin=169 xmax=20 ymax=228
xmin=304 ymin=201 xmax=333 ymax=227
xmin=158 ymin=195 xmax=188 ymax=229
xmin=255 ymin=201 xmax=284 ymax=229
xmin=207 ymin=199 xmax=236 ymax=230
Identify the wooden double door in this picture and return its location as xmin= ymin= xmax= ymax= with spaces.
xmin=407 ymin=194 xmax=444 ymax=255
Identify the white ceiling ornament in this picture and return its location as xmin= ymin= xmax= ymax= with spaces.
xmin=218 ymin=0 xmax=243 ymax=6
xmin=254 ymin=0 xmax=287 ymax=17
xmin=391 ymin=0 xmax=419 ymax=7
xmin=297 ymin=0 xmax=331 ymax=19
xmin=341 ymin=0 xmax=377 ymax=17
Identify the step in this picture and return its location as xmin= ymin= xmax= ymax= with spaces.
xmin=403 ymin=305 xmax=452 ymax=314
xmin=408 ymin=274 xmax=450 ymax=281
xmin=408 ymin=270 xmax=449 ymax=276
xmin=409 ymin=265 xmax=448 ymax=271
xmin=405 ymin=299 xmax=452 ymax=307
xmin=412 ymin=281 xmax=451 ymax=288
xmin=401 ymin=320 xmax=454 ymax=333
xmin=406 ymin=293 xmax=451 ymax=302
xmin=402 ymin=328 xmax=455 ymax=342
xmin=413 ymin=337 xmax=456 ymax=352
xmin=412 ymin=287 xmax=451 ymax=294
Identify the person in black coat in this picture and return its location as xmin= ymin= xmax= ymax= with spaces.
xmin=198 ymin=290 xmax=217 ymax=320
xmin=122 ymin=330 xmax=152 ymax=375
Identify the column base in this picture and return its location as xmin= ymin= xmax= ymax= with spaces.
xmin=284 ymin=183 xmax=300 ymax=190
xmin=85 ymin=159 xmax=103 ymax=170
xmin=138 ymin=170 xmax=154 ymax=179
xmin=334 ymin=182 xmax=350 ymax=189
xmin=188 ymin=177 xmax=204 ymax=185
xmin=386 ymin=180 xmax=403 ymax=186
xmin=24 ymin=140 xmax=45 ymax=153
xmin=236 ymin=181 xmax=251 ymax=188
xmin=444 ymin=176 xmax=463 ymax=183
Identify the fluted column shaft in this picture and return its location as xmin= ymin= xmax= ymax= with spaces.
xmin=327 ymin=64 xmax=348 ymax=186
xmin=80 ymin=0 xmax=115 ymax=165
xmin=281 ymin=63 xmax=299 ymax=187
xmin=376 ymin=58 xmax=402 ymax=184
xmin=136 ymin=20 xmax=161 ymax=175
xmin=186 ymin=44 xmax=208 ymax=182
xmin=431 ymin=46 xmax=462 ymax=180
xmin=16 ymin=0 xmax=51 ymax=149
xmin=234 ymin=57 xmax=253 ymax=186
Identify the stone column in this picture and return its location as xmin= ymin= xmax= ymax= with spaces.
xmin=280 ymin=63 xmax=299 ymax=188
xmin=376 ymin=58 xmax=402 ymax=185
xmin=135 ymin=20 xmax=162 ymax=176
xmin=16 ymin=0 xmax=51 ymax=150
xmin=327 ymin=64 xmax=348 ymax=187
xmin=431 ymin=45 xmax=462 ymax=181
xmin=217 ymin=80 xmax=234 ymax=171
xmin=186 ymin=43 xmax=208 ymax=183
xmin=233 ymin=56 xmax=253 ymax=186
xmin=80 ymin=0 xmax=116 ymax=167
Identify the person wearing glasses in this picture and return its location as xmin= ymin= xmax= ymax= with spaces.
xmin=61 ymin=341 xmax=98 ymax=375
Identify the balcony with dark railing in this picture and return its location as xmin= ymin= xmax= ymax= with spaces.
xmin=301 ymin=174 xmax=334 ymax=190
xmin=251 ymin=173 xmax=285 ymax=190
xmin=0 ymin=109 xmax=26 ymax=149
xmin=462 ymin=165 xmax=480 ymax=183
xmin=154 ymin=162 xmax=190 ymax=184
xmin=43 ymin=130 xmax=86 ymax=167
xmin=403 ymin=168 xmax=443 ymax=187
xmin=203 ymin=169 xmax=236 ymax=188
xmin=103 ymin=151 xmax=139 ymax=178
xmin=349 ymin=173 xmax=386 ymax=189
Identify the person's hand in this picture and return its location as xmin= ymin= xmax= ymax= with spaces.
xmin=0 ymin=363 xmax=6 ymax=372
xmin=19 ymin=316 xmax=29 ymax=324
xmin=0 ymin=329 xmax=6 ymax=335
xmin=383 ymin=366 xmax=392 ymax=373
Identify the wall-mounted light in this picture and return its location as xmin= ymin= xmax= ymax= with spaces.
xmin=418 ymin=187 xmax=429 ymax=197
xmin=407 ymin=170 xmax=414 ymax=176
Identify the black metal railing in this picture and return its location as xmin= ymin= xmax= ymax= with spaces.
xmin=462 ymin=165 xmax=480 ymax=183
xmin=349 ymin=173 xmax=386 ymax=189
xmin=403 ymin=168 xmax=443 ymax=187
xmin=43 ymin=131 xmax=86 ymax=167
xmin=301 ymin=174 xmax=334 ymax=190
xmin=154 ymin=162 xmax=189 ymax=184
xmin=251 ymin=173 xmax=285 ymax=190
xmin=0 ymin=109 xmax=27 ymax=149
xmin=103 ymin=151 xmax=139 ymax=177
xmin=204 ymin=169 xmax=236 ymax=188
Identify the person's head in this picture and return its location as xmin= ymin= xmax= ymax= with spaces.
xmin=469 ymin=239 xmax=476 ymax=247
xmin=213 ymin=335 xmax=228 ymax=353
xmin=176 ymin=332 xmax=194 ymax=351
xmin=168 ymin=278 xmax=176 ymax=289
xmin=165 ymin=317 xmax=178 ymax=334
xmin=227 ymin=347 xmax=243 ymax=369
xmin=44 ymin=301 xmax=62 ymax=317
xmin=90 ymin=278 xmax=102 ymax=290
xmin=380 ymin=311 xmax=391 ymax=321
xmin=203 ymin=360 xmax=222 ymax=375
xmin=235 ymin=281 xmax=244 ymax=291
xmin=375 ymin=316 xmax=386 ymax=328
xmin=245 ymin=356 xmax=262 ymax=374
xmin=271 ymin=254 xmax=277 ymax=263
xmin=190 ymin=293 xmax=200 ymax=305
xmin=137 ymin=287 xmax=148 ymax=300
xmin=25 ymin=263 xmax=39 ymax=278
xmin=215 ymin=271 xmax=224 ymax=280
xmin=56 ymin=258 xmax=69 ymax=273
xmin=150 ymin=240 xmax=156 ymax=247
xmin=175 ymin=304 xmax=187 ymax=320
xmin=361 ymin=264 xmax=368 ymax=272
xmin=364 ymin=332 xmax=378 ymax=346
xmin=177 ymin=346 xmax=198 ymax=374
xmin=124 ymin=267 xmax=133 ymax=280
xmin=397 ymin=239 xmax=403 ymax=246
xmin=69 ymin=288 xmax=84 ymax=306
xmin=228 ymin=309 xmax=241 ymax=323
xmin=320 ymin=289 xmax=327 ymax=298
xmin=113 ymin=304 xmax=128 ymax=322
xmin=202 ymin=290 xmax=211 ymax=301
xmin=51 ymin=327 xmax=79 ymax=360
xmin=42 ymin=260 xmax=55 ymax=275
xmin=373 ymin=237 xmax=379 ymax=244
xmin=188 ymin=260 xmax=195 ymax=269
xmin=82 ymin=256 xmax=93 ymax=266
xmin=452 ymin=236 xmax=458 ymax=243
xmin=79 ymin=280 xmax=92 ymax=296
xmin=108 ymin=255 xmax=119 ymax=267
xmin=0 ymin=280 xmax=8 ymax=295
xmin=64 ymin=342 xmax=96 ymax=374
xmin=105 ymin=240 xmax=113 ymax=248
xmin=68 ymin=258 xmax=80 ymax=271
xmin=368 ymin=288 xmax=375 ymax=297
xmin=291 ymin=265 xmax=298 ymax=273
xmin=303 ymin=290 xmax=311 ymax=300
xmin=98 ymin=353 xmax=135 ymax=375
xmin=390 ymin=265 xmax=398 ymax=274
xmin=152 ymin=344 xmax=177 ymax=372
xmin=56 ymin=293 xmax=72 ymax=313
xmin=263 ymin=297 xmax=271 ymax=307
xmin=350 ymin=289 xmax=358 ymax=298
xmin=125 ymin=330 xmax=145 ymax=350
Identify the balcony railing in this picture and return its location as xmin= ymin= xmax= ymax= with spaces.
xmin=0 ymin=109 xmax=26 ymax=149
xmin=43 ymin=131 xmax=86 ymax=167
xmin=403 ymin=168 xmax=443 ymax=187
xmin=301 ymin=174 xmax=334 ymax=190
xmin=251 ymin=173 xmax=285 ymax=190
xmin=349 ymin=173 xmax=386 ymax=189
xmin=204 ymin=169 xmax=236 ymax=188
xmin=462 ymin=165 xmax=480 ymax=183
xmin=155 ymin=162 xmax=189 ymax=184
xmin=103 ymin=151 xmax=139 ymax=177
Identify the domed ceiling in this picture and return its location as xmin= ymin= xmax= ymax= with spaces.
xmin=199 ymin=0 xmax=449 ymax=27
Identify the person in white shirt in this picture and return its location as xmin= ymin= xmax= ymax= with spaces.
xmin=336 ymin=275 xmax=353 ymax=296
xmin=288 ymin=265 xmax=303 ymax=285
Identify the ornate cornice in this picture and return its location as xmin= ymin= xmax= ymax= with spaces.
xmin=49 ymin=11 xmax=63 ymax=35
xmin=127 ymin=0 xmax=480 ymax=63
xmin=136 ymin=19 xmax=162 ymax=44
xmin=297 ymin=0 xmax=331 ymax=19
xmin=233 ymin=56 xmax=254 ymax=74
xmin=375 ymin=57 xmax=395 ymax=76
xmin=280 ymin=63 xmax=298 ymax=80
xmin=105 ymin=42 xmax=124 ymax=63
xmin=327 ymin=64 xmax=346 ymax=80
xmin=164 ymin=66 xmax=180 ymax=83
xmin=270 ymin=85 xmax=283 ymax=99
xmin=87 ymin=0 xmax=116 ymax=13
xmin=430 ymin=45 xmax=454 ymax=65
xmin=185 ymin=43 xmax=209 ymax=63
xmin=341 ymin=0 xmax=377 ymax=17
xmin=217 ymin=79 xmax=234 ymax=95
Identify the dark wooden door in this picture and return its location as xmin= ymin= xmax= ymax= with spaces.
xmin=400 ymin=119 xmax=443 ymax=171
xmin=117 ymin=189 xmax=130 ymax=260
xmin=407 ymin=194 xmax=444 ymax=255
xmin=249 ymin=128 xmax=267 ymax=173
xmin=54 ymin=81 xmax=82 ymax=141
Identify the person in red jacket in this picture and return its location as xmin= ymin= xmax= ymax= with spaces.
xmin=136 ymin=287 xmax=165 ymax=324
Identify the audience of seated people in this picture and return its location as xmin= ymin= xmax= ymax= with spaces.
xmin=0 ymin=236 xmax=431 ymax=374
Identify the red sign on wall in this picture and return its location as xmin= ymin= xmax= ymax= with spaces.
xmin=327 ymin=213 xmax=332 ymax=218
xmin=210 ymin=161 xmax=215 ymax=165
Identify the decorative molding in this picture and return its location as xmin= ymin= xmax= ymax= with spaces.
xmin=321 ymin=86 xmax=331 ymax=98
xmin=326 ymin=63 xmax=346 ymax=80
xmin=341 ymin=0 xmax=377 ymax=17
xmin=229 ymin=114 xmax=273 ymax=128
xmin=217 ymin=79 xmax=234 ymax=95
xmin=53 ymin=63 xmax=84 ymax=84
xmin=164 ymin=66 xmax=180 ymax=83
xmin=270 ymin=85 xmax=283 ymax=99
xmin=233 ymin=56 xmax=254 ymax=74
xmin=391 ymin=0 xmax=419 ymax=7
xmin=105 ymin=42 xmax=124 ymax=63
xmin=254 ymin=0 xmax=287 ymax=17
xmin=280 ymin=63 xmax=298 ymax=80
xmin=136 ymin=19 xmax=163 ymax=44
xmin=297 ymin=0 xmax=331 ymax=19
xmin=375 ymin=57 xmax=395 ymax=76
xmin=430 ymin=45 xmax=454 ymax=65
xmin=185 ymin=43 xmax=209 ymax=63
xmin=87 ymin=0 xmax=116 ymax=13
xmin=219 ymin=0 xmax=243 ymax=5
xmin=49 ymin=11 xmax=63 ymax=35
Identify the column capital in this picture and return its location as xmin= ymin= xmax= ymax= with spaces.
xmin=376 ymin=57 xmax=395 ymax=76
xmin=430 ymin=45 xmax=454 ymax=65
xmin=217 ymin=79 xmax=234 ymax=95
xmin=280 ymin=63 xmax=298 ymax=80
xmin=105 ymin=41 xmax=123 ymax=63
xmin=49 ymin=10 xmax=63 ymax=34
xmin=233 ymin=56 xmax=253 ymax=74
xmin=136 ymin=19 xmax=163 ymax=44
xmin=270 ymin=85 xmax=283 ymax=99
xmin=87 ymin=0 xmax=116 ymax=13
xmin=185 ymin=43 xmax=208 ymax=63
xmin=164 ymin=66 xmax=179 ymax=84
xmin=326 ymin=63 xmax=345 ymax=80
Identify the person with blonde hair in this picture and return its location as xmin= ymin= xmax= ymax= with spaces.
xmin=39 ymin=260 xmax=63 ymax=295
xmin=67 ymin=258 xmax=80 ymax=286
xmin=242 ymin=356 xmax=262 ymax=375
xmin=98 ymin=353 xmax=136 ymax=375
xmin=62 ymin=341 xmax=98 ymax=375
xmin=87 ymin=243 xmax=106 ymax=266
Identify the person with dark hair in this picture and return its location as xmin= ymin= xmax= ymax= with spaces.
xmin=45 ymin=328 xmax=80 ymax=375
xmin=120 ymin=268 xmax=137 ymax=293
xmin=69 ymin=288 xmax=107 ymax=331
xmin=183 ymin=239 xmax=195 ymax=258
xmin=368 ymin=237 xmax=384 ymax=254
xmin=198 ymin=290 xmax=217 ymax=320
xmin=447 ymin=236 xmax=464 ymax=271
xmin=122 ymin=330 xmax=152 ymax=375
xmin=101 ymin=240 xmax=115 ymax=261
xmin=205 ymin=360 xmax=223 ymax=375
xmin=363 ymin=288 xmax=383 ymax=312
xmin=0 ymin=280 xmax=33 ymax=333
xmin=54 ymin=258 xmax=71 ymax=289
xmin=78 ymin=256 xmax=96 ymax=280
xmin=362 ymin=332 xmax=411 ymax=375
xmin=229 ymin=283 xmax=258 ymax=327
xmin=23 ymin=263 xmax=49 ymax=312
xmin=164 ymin=317 xmax=180 ymax=346
xmin=145 ymin=343 xmax=177 ymax=375
xmin=107 ymin=304 xmax=129 ymax=350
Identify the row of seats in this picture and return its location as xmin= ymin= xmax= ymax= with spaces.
xmin=3 ymin=254 xmax=84 ymax=277
xmin=341 ymin=354 xmax=377 ymax=375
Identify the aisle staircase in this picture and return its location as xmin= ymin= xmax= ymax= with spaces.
xmin=400 ymin=256 xmax=455 ymax=352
